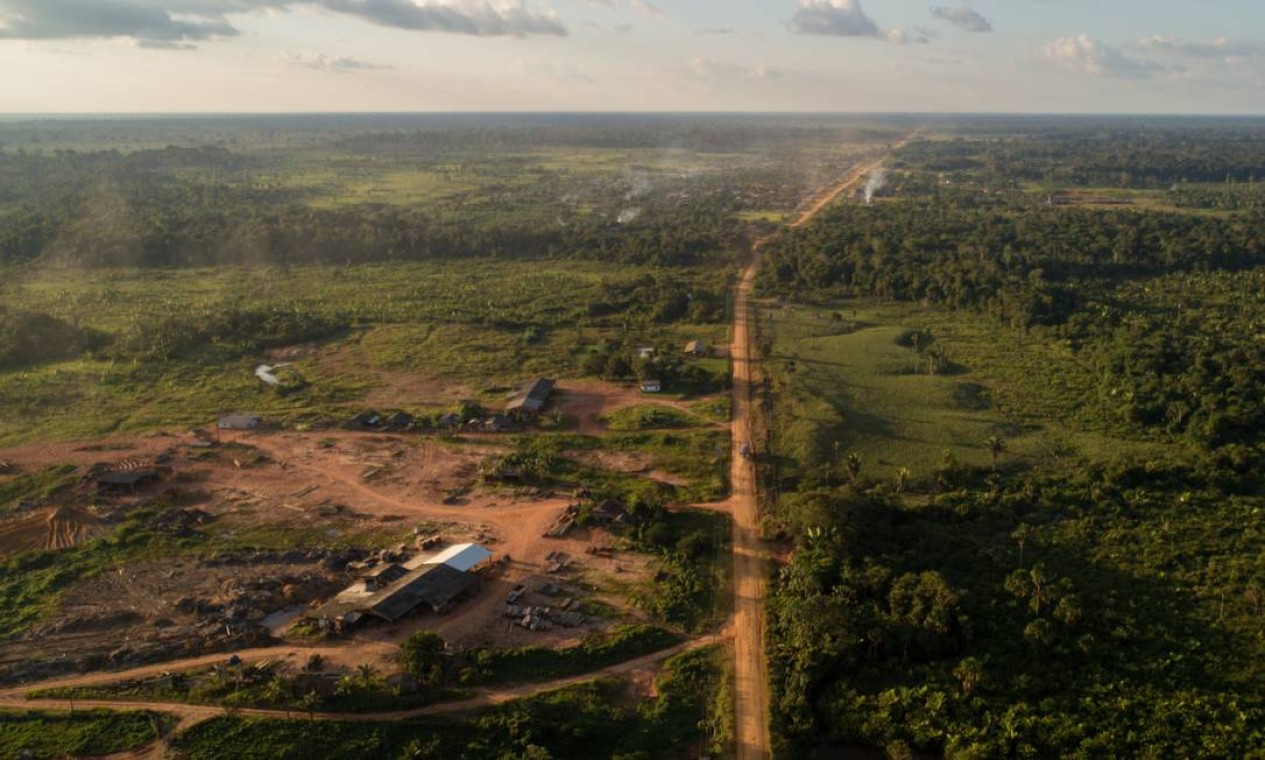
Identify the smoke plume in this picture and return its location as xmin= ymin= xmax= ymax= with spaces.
xmin=864 ymin=168 xmax=887 ymax=204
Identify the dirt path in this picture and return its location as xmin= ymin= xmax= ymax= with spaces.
xmin=728 ymin=137 xmax=919 ymax=760
xmin=0 ymin=643 xmax=397 ymax=700
xmin=0 ymin=636 xmax=717 ymax=727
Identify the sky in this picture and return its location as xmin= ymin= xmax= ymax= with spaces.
xmin=1 ymin=0 xmax=1263 ymax=113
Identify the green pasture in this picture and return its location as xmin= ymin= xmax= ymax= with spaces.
xmin=765 ymin=300 xmax=1174 ymax=487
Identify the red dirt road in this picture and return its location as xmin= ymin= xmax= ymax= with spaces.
xmin=728 ymin=139 xmax=917 ymax=760
xmin=729 ymin=252 xmax=771 ymax=760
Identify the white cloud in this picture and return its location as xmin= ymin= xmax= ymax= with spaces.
xmin=886 ymin=27 xmax=932 ymax=45
xmin=0 ymin=0 xmax=567 ymax=46
xmin=931 ymin=7 xmax=991 ymax=33
xmin=524 ymin=59 xmax=598 ymax=85
xmin=1136 ymin=36 xmax=1265 ymax=59
xmin=1044 ymin=34 xmax=1166 ymax=79
xmin=789 ymin=0 xmax=880 ymax=38
xmin=280 ymin=50 xmax=392 ymax=72
xmin=689 ymin=58 xmax=781 ymax=81
xmin=0 ymin=0 xmax=238 ymax=44
xmin=630 ymin=0 xmax=664 ymax=19
xmin=583 ymin=21 xmax=633 ymax=35
xmin=789 ymin=1 xmax=926 ymax=45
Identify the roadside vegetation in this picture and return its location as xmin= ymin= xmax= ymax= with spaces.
xmin=0 ymin=708 xmax=167 ymax=757
xmin=457 ymin=624 xmax=681 ymax=685
xmin=168 ymin=645 xmax=732 ymax=760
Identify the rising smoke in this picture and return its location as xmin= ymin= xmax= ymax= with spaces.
xmin=864 ymin=168 xmax=887 ymax=205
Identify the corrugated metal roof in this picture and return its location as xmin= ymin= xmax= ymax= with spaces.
xmin=367 ymin=564 xmax=477 ymax=621
xmin=425 ymin=543 xmax=493 ymax=572
xmin=506 ymin=378 xmax=555 ymax=413
xmin=98 ymin=469 xmax=160 ymax=486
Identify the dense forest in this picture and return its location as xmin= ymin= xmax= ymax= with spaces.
xmin=759 ymin=127 xmax=1265 ymax=757
xmin=895 ymin=121 xmax=1265 ymax=187
xmin=0 ymin=114 xmax=903 ymax=270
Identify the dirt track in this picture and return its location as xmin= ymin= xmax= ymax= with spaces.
xmin=0 ymin=636 xmax=717 ymax=737
xmin=728 ymin=139 xmax=917 ymax=760
xmin=729 ymin=252 xmax=771 ymax=760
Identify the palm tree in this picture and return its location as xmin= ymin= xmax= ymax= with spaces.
xmin=357 ymin=663 xmax=377 ymax=689
xmin=261 ymin=677 xmax=288 ymax=708
xmin=893 ymin=467 xmax=911 ymax=495
xmin=953 ymin=657 xmax=984 ymax=696
xmin=296 ymin=690 xmax=321 ymax=723
xmin=1011 ymin=523 xmax=1032 ymax=567
xmin=845 ymin=452 xmax=862 ymax=483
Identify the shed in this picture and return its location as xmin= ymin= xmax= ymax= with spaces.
xmin=218 ymin=415 xmax=262 ymax=431
xmin=386 ymin=412 xmax=415 ymax=430
xmin=636 ymin=347 xmax=656 ymax=360
xmin=361 ymin=563 xmax=410 ymax=589
xmin=425 ymin=543 xmax=493 ymax=572
xmin=97 ymin=469 xmax=161 ymax=492
xmin=367 ymin=564 xmax=479 ymax=620
xmin=309 ymin=561 xmax=482 ymax=628
xmin=640 ymin=379 xmax=663 ymax=393
xmin=684 ymin=340 xmax=705 ymax=357
xmin=590 ymin=499 xmax=628 ymax=524
xmin=506 ymin=378 xmax=556 ymax=420
xmin=345 ymin=411 xmax=382 ymax=430
xmin=483 ymin=414 xmax=510 ymax=433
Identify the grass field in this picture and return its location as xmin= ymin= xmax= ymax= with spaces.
xmin=0 ymin=261 xmax=733 ymax=446
xmin=735 ymin=210 xmax=792 ymax=223
xmin=764 ymin=300 xmax=1176 ymax=488
xmin=0 ymin=709 xmax=165 ymax=757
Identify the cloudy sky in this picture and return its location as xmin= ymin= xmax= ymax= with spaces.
xmin=1 ymin=0 xmax=1263 ymax=113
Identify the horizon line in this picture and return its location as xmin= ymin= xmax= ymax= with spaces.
xmin=2 ymin=110 xmax=1265 ymax=119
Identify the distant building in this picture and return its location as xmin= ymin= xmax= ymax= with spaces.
xmin=218 ymin=414 xmax=262 ymax=431
xmin=684 ymin=340 xmax=705 ymax=357
xmin=506 ymin=378 xmax=556 ymax=421
xmin=640 ymin=379 xmax=663 ymax=393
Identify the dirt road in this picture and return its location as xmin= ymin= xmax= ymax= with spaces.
xmin=728 ymin=138 xmax=916 ymax=760
xmin=729 ymin=251 xmax=771 ymax=760
xmin=0 ymin=644 xmax=400 ymax=701
xmin=0 ymin=636 xmax=716 ymax=726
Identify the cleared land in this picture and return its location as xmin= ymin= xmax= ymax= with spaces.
xmin=0 ymin=114 xmax=914 ymax=757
